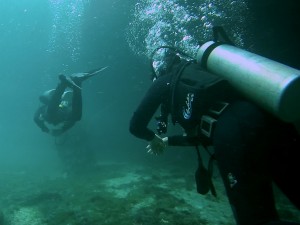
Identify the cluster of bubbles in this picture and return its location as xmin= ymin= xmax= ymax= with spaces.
xmin=47 ymin=0 xmax=89 ymax=62
xmin=126 ymin=0 xmax=251 ymax=60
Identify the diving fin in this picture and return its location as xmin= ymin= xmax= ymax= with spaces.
xmin=87 ymin=66 xmax=109 ymax=76
xmin=212 ymin=26 xmax=234 ymax=45
xmin=71 ymin=66 xmax=109 ymax=82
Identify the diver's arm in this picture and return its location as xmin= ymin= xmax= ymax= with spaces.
xmin=167 ymin=135 xmax=201 ymax=146
xmin=34 ymin=106 xmax=49 ymax=133
xmin=147 ymin=134 xmax=206 ymax=155
xmin=129 ymin=75 xmax=170 ymax=141
xmin=163 ymin=133 xmax=211 ymax=147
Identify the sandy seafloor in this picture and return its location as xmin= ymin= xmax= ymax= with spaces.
xmin=0 ymin=161 xmax=299 ymax=225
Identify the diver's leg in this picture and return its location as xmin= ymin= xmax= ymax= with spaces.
xmin=47 ymin=80 xmax=67 ymax=119
xmin=213 ymin=101 xmax=279 ymax=225
xmin=71 ymin=81 xmax=82 ymax=121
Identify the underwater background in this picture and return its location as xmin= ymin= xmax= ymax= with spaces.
xmin=0 ymin=0 xmax=300 ymax=224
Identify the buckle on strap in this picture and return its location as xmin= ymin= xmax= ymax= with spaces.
xmin=209 ymin=101 xmax=229 ymax=116
xmin=200 ymin=101 xmax=229 ymax=138
xmin=200 ymin=115 xmax=217 ymax=138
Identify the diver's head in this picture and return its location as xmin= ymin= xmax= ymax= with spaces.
xmin=151 ymin=48 xmax=181 ymax=81
xmin=39 ymin=89 xmax=55 ymax=105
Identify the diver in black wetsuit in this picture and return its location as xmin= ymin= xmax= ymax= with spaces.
xmin=129 ymin=49 xmax=300 ymax=225
xmin=34 ymin=67 xmax=107 ymax=136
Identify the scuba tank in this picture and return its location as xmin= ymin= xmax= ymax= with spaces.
xmin=196 ymin=40 xmax=300 ymax=122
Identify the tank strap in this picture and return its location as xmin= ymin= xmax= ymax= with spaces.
xmin=194 ymin=101 xmax=228 ymax=197
xmin=200 ymin=42 xmax=224 ymax=70
xmin=195 ymin=144 xmax=217 ymax=197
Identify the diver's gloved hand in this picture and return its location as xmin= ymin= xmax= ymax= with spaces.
xmin=146 ymin=134 xmax=168 ymax=155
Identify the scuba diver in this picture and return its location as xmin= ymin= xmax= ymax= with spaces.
xmin=129 ymin=43 xmax=300 ymax=225
xmin=34 ymin=67 xmax=108 ymax=136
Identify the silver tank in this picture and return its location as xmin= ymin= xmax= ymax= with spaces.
xmin=197 ymin=41 xmax=300 ymax=122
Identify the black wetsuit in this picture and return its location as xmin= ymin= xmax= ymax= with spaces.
xmin=129 ymin=64 xmax=300 ymax=225
xmin=34 ymin=81 xmax=82 ymax=134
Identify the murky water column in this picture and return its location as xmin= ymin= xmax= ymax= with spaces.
xmin=126 ymin=0 xmax=250 ymax=60
xmin=47 ymin=0 xmax=89 ymax=62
